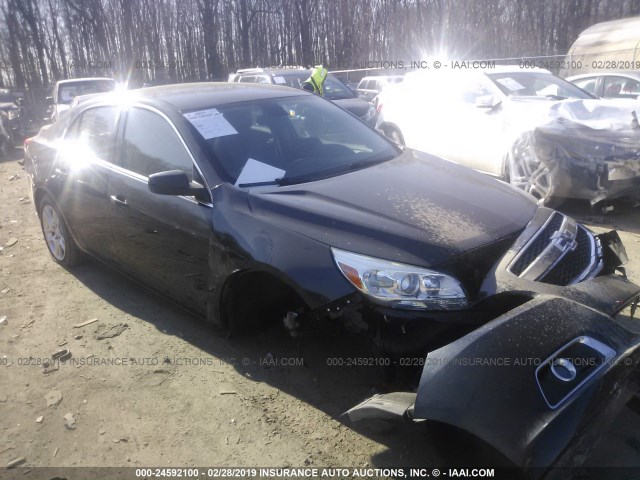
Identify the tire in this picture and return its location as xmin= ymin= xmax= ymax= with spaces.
xmin=385 ymin=126 xmax=405 ymax=146
xmin=38 ymin=195 xmax=82 ymax=267
xmin=506 ymin=135 xmax=565 ymax=208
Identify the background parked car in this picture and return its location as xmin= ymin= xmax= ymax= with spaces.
xmin=567 ymin=71 xmax=640 ymax=99
xmin=356 ymin=75 xmax=404 ymax=102
xmin=46 ymin=77 xmax=117 ymax=122
xmin=229 ymin=67 xmax=376 ymax=125
xmin=376 ymin=66 xmax=640 ymax=207
xmin=0 ymin=88 xmax=25 ymax=147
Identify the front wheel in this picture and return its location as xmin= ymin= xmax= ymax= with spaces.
xmin=39 ymin=195 xmax=82 ymax=267
xmin=506 ymin=135 xmax=565 ymax=208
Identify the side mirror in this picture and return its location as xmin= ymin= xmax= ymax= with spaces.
xmin=45 ymin=96 xmax=54 ymax=105
xmin=475 ymin=94 xmax=501 ymax=109
xmin=148 ymin=170 xmax=206 ymax=197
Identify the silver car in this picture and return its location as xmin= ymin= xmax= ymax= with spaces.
xmin=376 ymin=66 xmax=640 ymax=206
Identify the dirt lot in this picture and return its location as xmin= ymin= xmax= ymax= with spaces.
xmin=1 ymin=146 xmax=640 ymax=478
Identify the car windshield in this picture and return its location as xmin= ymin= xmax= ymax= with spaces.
xmin=279 ymin=73 xmax=355 ymax=100
xmin=58 ymin=80 xmax=116 ymax=104
xmin=189 ymin=95 xmax=398 ymax=187
xmin=487 ymin=72 xmax=593 ymax=99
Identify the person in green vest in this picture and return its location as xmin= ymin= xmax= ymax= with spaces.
xmin=301 ymin=65 xmax=328 ymax=96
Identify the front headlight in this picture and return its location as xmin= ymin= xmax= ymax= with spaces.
xmin=332 ymin=248 xmax=468 ymax=310
xmin=7 ymin=110 xmax=17 ymax=120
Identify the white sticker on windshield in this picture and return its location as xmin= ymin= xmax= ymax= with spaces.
xmin=183 ymin=108 xmax=238 ymax=139
xmin=273 ymin=76 xmax=286 ymax=85
xmin=496 ymin=77 xmax=525 ymax=91
xmin=235 ymin=159 xmax=286 ymax=187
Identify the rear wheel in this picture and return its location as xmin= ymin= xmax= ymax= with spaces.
xmin=39 ymin=195 xmax=81 ymax=267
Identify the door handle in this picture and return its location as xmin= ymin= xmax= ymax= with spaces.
xmin=109 ymin=194 xmax=128 ymax=209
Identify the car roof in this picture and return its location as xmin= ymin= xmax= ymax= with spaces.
xmin=403 ymin=65 xmax=550 ymax=76
xmin=56 ymin=77 xmax=115 ymax=85
xmin=236 ymin=68 xmax=309 ymax=76
xmin=80 ymin=82 xmax=311 ymax=113
xmin=359 ymin=76 xmax=401 ymax=82
xmin=405 ymin=65 xmax=552 ymax=82
xmin=483 ymin=65 xmax=552 ymax=74
xmin=566 ymin=71 xmax=640 ymax=80
xmin=265 ymin=69 xmax=310 ymax=75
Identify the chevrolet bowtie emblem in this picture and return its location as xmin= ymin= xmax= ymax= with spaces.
xmin=550 ymin=229 xmax=577 ymax=253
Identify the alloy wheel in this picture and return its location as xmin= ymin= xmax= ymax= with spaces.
xmin=42 ymin=204 xmax=66 ymax=261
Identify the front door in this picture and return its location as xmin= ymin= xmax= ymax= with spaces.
xmin=107 ymin=106 xmax=212 ymax=314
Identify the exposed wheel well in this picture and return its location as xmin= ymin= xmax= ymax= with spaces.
xmin=220 ymin=270 xmax=307 ymax=335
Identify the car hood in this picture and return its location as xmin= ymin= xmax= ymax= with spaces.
xmin=248 ymin=149 xmax=537 ymax=268
xmin=331 ymin=97 xmax=371 ymax=118
xmin=506 ymin=97 xmax=640 ymax=135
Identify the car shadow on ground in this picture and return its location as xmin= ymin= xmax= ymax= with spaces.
xmin=67 ymin=258 xmax=514 ymax=470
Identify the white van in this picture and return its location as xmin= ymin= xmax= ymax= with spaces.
xmin=562 ymin=16 xmax=640 ymax=77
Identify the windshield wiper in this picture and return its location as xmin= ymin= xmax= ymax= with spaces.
xmin=237 ymin=179 xmax=284 ymax=188
xmin=545 ymin=94 xmax=568 ymax=100
xmin=278 ymin=154 xmax=397 ymax=186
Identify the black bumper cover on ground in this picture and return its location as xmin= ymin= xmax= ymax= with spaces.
xmin=348 ymin=234 xmax=640 ymax=476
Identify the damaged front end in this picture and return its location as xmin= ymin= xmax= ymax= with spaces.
xmin=523 ymin=100 xmax=640 ymax=205
xmin=346 ymin=209 xmax=640 ymax=474
xmin=348 ymin=291 xmax=640 ymax=473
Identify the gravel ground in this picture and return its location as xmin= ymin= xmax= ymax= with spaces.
xmin=1 ymin=146 xmax=639 ymax=479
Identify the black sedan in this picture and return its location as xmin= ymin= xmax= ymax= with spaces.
xmin=24 ymin=83 xmax=640 ymax=472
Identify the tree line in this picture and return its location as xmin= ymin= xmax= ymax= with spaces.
xmin=1 ymin=0 xmax=640 ymax=94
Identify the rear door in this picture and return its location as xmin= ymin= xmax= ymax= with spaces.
xmin=55 ymin=106 xmax=120 ymax=262
xmin=107 ymin=106 xmax=212 ymax=314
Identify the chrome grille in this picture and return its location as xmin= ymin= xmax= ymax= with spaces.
xmin=510 ymin=212 xmax=563 ymax=276
xmin=542 ymin=226 xmax=597 ymax=286
xmin=508 ymin=212 xmax=602 ymax=286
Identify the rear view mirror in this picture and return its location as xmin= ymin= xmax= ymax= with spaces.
xmin=148 ymin=170 xmax=206 ymax=197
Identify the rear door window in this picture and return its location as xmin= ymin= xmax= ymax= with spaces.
xmin=604 ymin=76 xmax=640 ymax=98
xmin=66 ymin=106 xmax=119 ymax=162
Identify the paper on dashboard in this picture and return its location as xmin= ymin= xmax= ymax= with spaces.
xmin=235 ymin=159 xmax=286 ymax=186
xmin=184 ymin=108 xmax=238 ymax=139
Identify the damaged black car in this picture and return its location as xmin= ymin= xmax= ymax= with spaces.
xmin=24 ymin=83 xmax=640 ymax=474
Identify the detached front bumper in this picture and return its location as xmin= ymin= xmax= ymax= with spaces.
xmin=348 ymin=255 xmax=640 ymax=474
